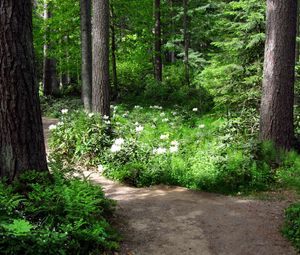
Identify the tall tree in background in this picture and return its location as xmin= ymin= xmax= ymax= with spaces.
xmin=80 ymin=0 xmax=92 ymax=111
xmin=92 ymin=0 xmax=110 ymax=115
xmin=110 ymin=2 xmax=118 ymax=100
xmin=43 ymin=0 xmax=59 ymax=96
xmin=260 ymin=0 xmax=298 ymax=150
xmin=154 ymin=0 xmax=162 ymax=82
xmin=0 ymin=0 xmax=48 ymax=181
xmin=183 ymin=0 xmax=190 ymax=85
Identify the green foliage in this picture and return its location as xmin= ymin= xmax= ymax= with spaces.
xmin=199 ymin=0 xmax=266 ymax=110
xmin=49 ymin=105 xmax=280 ymax=194
xmin=283 ymin=203 xmax=300 ymax=253
xmin=0 ymin=169 xmax=119 ymax=255
xmin=40 ymin=96 xmax=83 ymax=118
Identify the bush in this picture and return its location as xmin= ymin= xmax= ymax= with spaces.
xmin=49 ymin=105 xmax=281 ymax=194
xmin=283 ymin=203 xmax=300 ymax=253
xmin=0 ymin=168 xmax=119 ymax=255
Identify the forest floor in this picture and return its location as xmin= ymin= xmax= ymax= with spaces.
xmin=43 ymin=117 xmax=297 ymax=255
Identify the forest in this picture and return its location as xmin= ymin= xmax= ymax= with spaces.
xmin=0 ymin=0 xmax=300 ymax=254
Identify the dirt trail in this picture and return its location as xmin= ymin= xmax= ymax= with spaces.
xmin=43 ymin=118 xmax=297 ymax=255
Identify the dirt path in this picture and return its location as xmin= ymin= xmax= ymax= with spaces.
xmin=43 ymin=118 xmax=297 ymax=255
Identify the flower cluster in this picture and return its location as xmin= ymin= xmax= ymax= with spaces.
xmin=110 ymin=138 xmax=125 ymax=153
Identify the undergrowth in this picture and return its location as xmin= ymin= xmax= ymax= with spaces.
xmin=0 ymin=164 xmax=119 ymax=255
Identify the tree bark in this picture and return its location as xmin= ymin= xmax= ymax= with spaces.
xmin=183 ymin=0 xmax=190 ymax=85
xmin=43 ymin=1 xmax=59 ymax=97
xmin=170 ymin=0 xmax=176 ymax=63
xmin=110 ymin=2 xmax=118 ymax=100
xmin=92 ymin=0 xmax=110 ymax=116
xmin=154 ymin=0 xmax=162 ymax=82
xmin=0 ymin=0 xmax=48 ymax=181
xmin=260 ymin=0 xmax=298 ymax=150
xmin=80 ymin=0 xmax=92 ymax=112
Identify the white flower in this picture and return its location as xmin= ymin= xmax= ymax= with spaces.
xmin=192 ymin=108 xmax=198 ymax=112
xmin=134 ymin=122 xmax=139 ymax=126
xmin=171 ymin=140 xmax=179 ymax=146
xmin=172 ymin=111 xmax=177 ymax=116
xmin=103 ymin=115 xmax=109 ymax=120
xmin=104 ymin=120 xmax=111 ymax=125
xmin=162 ymin=118 xmax=169 ymax=122
xmin=111 ymin=144 xmax=122 ymax=153
xmin=134 ymin=105 xmax=143 ymax=109
xmin=153 ymin=147 xmax=167 ymax=155
xmin=57 ymin=121 xmax=63 ymax=126
xmin=88 ymin=113 xmax=94 ymax=118
xmin=114 ymin=138 xmax=125 ymax=146
xmin=160 ymin=112 xmax=165 ymax=117
xmin=98 ymin=164 xmax=105 ymax=173
xmin=153 ymin=118 xmax=158 ymax=122
xmin=48 ymin=124 xmax=57 ymax=130
xmin=160 ymin=134 xmax=169 ymax=140
xmin=199 ymin=124 xmax=205 ymax=129
xmin=136 ymin=125 xmax=144 ymax=132
xmin=169 ymin=146 xmax=179 ymax=153
xmin=61 ymin=109 xmax=68 ymax=114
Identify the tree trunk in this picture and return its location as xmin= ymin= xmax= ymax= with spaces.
xmin=43 ymin=1 xmax=58 ymax=97
xmin=154 ymin=0 xmax=162 ymax=82
xmin=170 ymin=0 xmax=176 ymax=63
xmin=183 ymin=0 xmax=190 ymax=85
xmin=92 ymin=0 xmax=110 ymax=116
xmin=80 ymin=0 xmax=92 ymax=111
xmin=260 ymin=0 xmax=298 ymax=150
xmin=0 ymin=0 xmax=48 ymax=181
xmin=110 ymin=3 xmax=118 ymax=100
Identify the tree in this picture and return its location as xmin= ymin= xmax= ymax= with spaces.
xmin=183 ymin=0 xmax=190 ymax=85
xmin=43 ymin=0 xmax=59 ymax=96
xmin=260 ymin=0 xmax=298 ymax=150
xmin=92 ymin=0 xmax=110 ymax=116
xmin=154 ymin=0 xmax=162 ymax=82
xmin=110 ymin=2 xmax=118 ymax=100
xmin=0 ymin=0 xmax=48 ymax=181
xmin=80 ymin=0 xmax=92 ymax=111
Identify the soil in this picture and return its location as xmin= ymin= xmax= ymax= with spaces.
xmin=43 ymin=118 xmax=298 ymax=255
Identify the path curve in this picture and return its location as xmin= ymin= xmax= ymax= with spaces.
xmin=43 ymin=118 xmax=297 ymax=255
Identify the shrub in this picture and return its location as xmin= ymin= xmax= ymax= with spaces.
xmin=0 ymin=168 xmax=119 ymax=255
xmin=283 ymin=203 xmax=300 ymax=253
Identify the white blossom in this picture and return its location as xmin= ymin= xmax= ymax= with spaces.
xmin=104 ymin=120 xmax=111 ymax=125
xmin=153 ymin=147 xmax=167 ymax=155
xmin=136 ymin=125 xmax=144 ymax=132
xmin=114 ymin=138 xmax=125 ymax=146
xmin=160 ymin=112 xmax=165 ymax=117
xmin=169 ymin=146 xmax=179 ymax=153
xmin=88 ymin=113 xmax=94 ymax=118
xmin=103 ymin=115 xmax=109 ymax=120
xmin=162 ymin=118 xmax=169 ymax=122
xmin=49 ymin=124 xmax=57 ymax=130
xmin=98 ymin=164 xmax=105 ymax=173
xmin=172 ymin=111 xmax=177 ymax=116
xmin=171 ymin=140 xmax=179 ymax=146
xmin=199 ymin=124 xmax=205 ymax=129
xmin=61 ymin=109 xmax=68 ymax=114
xmin=111 ymin=144 xmax=122 ymax=153
xmin=160 ymin=134 xmax=169 ymax=140
xmin=192 ymin=108 xmax=198 ymax=112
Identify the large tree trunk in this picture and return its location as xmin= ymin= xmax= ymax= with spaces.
xmin=0 ymin=0 xmax=48 ymax=181
xmin=260 ymin=0 xmax=298 ymax=150
xmin=43 ymin=1 xmax=59 ymax=97
xmin=80 ymin=0 xmax=92 ymax=112
xmin=154 ymin=0 xmax=162 ymax=82
xmin=110 ymin=3 xmax=118 ymax=100
xmin=183 ymin=0 xmax=190 ymax=85
xmin=92 ymin=0 xmax=110 ymax=116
